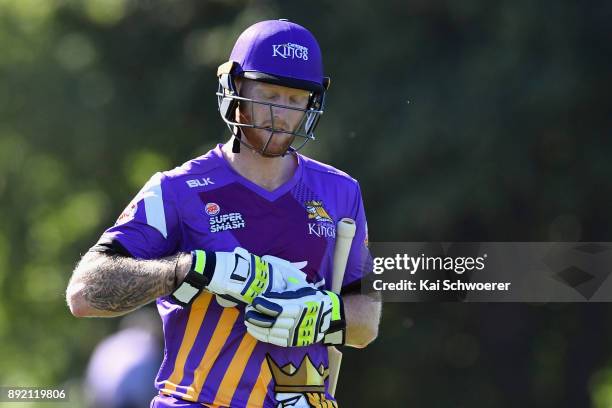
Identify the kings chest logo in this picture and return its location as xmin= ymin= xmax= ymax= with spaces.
xmin=205 ymin=202 xmax=246 ymax=233
xmin=305 ymin=200 xmax=336 ymax=238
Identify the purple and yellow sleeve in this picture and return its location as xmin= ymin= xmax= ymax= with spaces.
xmin=101 ymin=172 xmax=181 ymax=259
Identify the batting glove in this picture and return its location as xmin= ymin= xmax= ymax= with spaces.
xmin=170 ymin=248 xmax=313 ymax=307
xmin=244 ymin=288 xmax=346 ymax=347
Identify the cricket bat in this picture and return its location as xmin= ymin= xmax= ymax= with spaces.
xmin=328 ymin=217 xmax=356 ymax=397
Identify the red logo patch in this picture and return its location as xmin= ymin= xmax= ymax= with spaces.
xmin=205 ymin=202 xmax=220 ymax=216
xmin=116 ymin=202 xmax=137 ymax=225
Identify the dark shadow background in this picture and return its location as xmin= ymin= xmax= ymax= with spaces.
xmin=1 ymin=0 xmax=611 ymax=406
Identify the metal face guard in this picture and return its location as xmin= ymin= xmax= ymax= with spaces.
xmin=216 ymin=85 xmax=324 ymax=156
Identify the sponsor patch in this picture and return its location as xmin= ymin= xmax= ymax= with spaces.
xmin=115 ymin=193 xmax=142 ymax=225
xmin=115 ymin=200 xmax=138 ymax=225
xmin=209 ymin=211 xmax=246 ymax=233
xmin=205 ymin=202 xmax=220 ymax=216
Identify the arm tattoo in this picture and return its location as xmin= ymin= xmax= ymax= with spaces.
xmin=73 ymin=251 xmax=184 ymax=313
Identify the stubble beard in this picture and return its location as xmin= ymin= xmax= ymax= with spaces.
xmin=242 ymin=127 xmax=295 ymax=157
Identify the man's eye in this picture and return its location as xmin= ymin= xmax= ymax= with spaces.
xmin=290 ymin=96 xmax=308 ymax=106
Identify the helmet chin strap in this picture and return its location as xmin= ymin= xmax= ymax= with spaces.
xmin=231 ymin=126 xmax=244 ymax=154
xmin=232 ymin=134 xmax=241 ymax=153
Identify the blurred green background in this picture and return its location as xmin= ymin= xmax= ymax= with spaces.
xmin=1 ymin=0 xmax=611 ymax=406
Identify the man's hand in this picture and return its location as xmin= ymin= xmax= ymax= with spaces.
xmin=171 ymin=247 xmax=313 ymax=307
xmin=244 ymin=288 xmax=345 ymax=347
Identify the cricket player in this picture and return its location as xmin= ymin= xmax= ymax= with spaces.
xmin=67 ymin=19 xmax=381 ymax=408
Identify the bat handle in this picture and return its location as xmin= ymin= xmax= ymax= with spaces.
xmin=331 ymin=218 xmax=356 ymax=294
xmin=328 ymin=217 xmax=356 ymax=398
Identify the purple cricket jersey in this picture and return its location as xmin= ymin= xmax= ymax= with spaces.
xmin=102 ymin=144 xmax=371 ymax=408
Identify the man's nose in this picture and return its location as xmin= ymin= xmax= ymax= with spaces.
xmin=271 ymin=106 xmax=289 ymax=126
xmin=271 ymin=116 xmax=289 ymax=131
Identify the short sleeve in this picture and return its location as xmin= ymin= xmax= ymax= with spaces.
xmin=98 ymin=172 xmax=181 ymax=259
xmin=340 ymin=181 xmax=373 ymax=295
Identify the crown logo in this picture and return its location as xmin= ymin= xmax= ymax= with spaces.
xmin=266 ymin=354 xmax=329 ymax=393
xmin=305 ymin=200 xmax=333 ymax=223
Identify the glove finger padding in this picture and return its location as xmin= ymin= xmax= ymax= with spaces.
xmin=245 ymin=321 xmax=291 ymax=347
xmin=250 ymin=296 xmax=283 ymax=317
xmin=210 ymin=247 xmax=271 ymax=304
xmin=244 ymin=289 xmax=346 ymax=347
xmin=262 ymin=255 xmax=313 ymax=293
xmin=244 ymin=309 xmax=277 ymax=328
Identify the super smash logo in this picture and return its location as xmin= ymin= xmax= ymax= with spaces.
xmin=204 ymin=202 xmax=246 ymax=233
xmin=272 ymin=43 xmax=309 ymax=60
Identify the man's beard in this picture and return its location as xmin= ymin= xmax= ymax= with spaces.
xmin=242 ymin=128 xmax=295 ymax=157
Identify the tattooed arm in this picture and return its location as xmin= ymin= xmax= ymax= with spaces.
xmin=66 ymin=251 xmax=192 ymax=318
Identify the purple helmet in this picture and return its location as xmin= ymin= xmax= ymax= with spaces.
xmin=217 ymin=19 xmax=330 ymax=156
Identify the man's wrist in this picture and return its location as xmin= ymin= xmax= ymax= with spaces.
xmin=173 ymin=252 xmax=193 ymax=290
xmin=170 ymin=250 xmax=216 ymax=306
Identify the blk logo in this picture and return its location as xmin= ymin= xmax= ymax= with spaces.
xmin=186 ymin=178 xmax=215 ymax=188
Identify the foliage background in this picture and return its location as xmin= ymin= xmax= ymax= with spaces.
xmin=1 ymin=0 xmax=611 ymax=406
